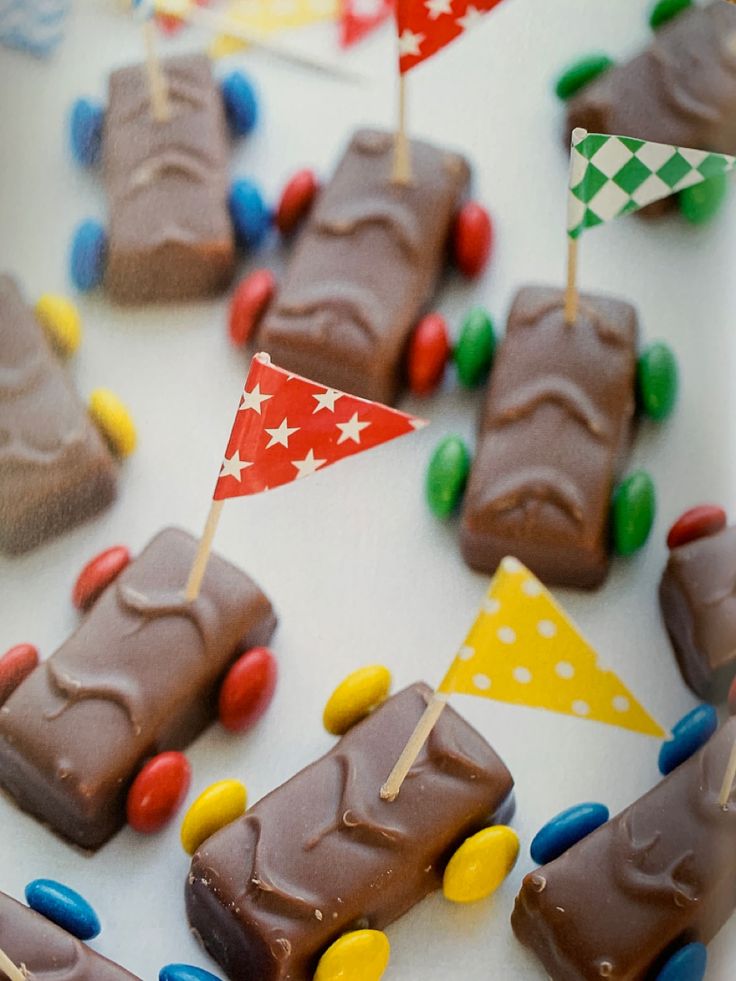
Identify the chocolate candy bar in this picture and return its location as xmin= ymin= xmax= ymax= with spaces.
xmin=660 ymin=524 xmax=736 ymax=702
xmin=186 ymin=682 xmax=514 ymax=981
xmin=103 ymin=54 xmax=234 ymax=304
xmin=0 ymin=528 xmax=276 ymax=850
xmin=512 ymin=717 xmax=736 ymax=979
xmin=0 ymin=889 xmax=139 ymax=980
xmin=255 ymin=129 xmax=470 ymax=404
xmin=566 ymin=2 xmax=736 ymax=219
xmin=460 ymin=285 xmax=638 ymax=589
xmin=0 ymin=275 xmax=117 ymax=554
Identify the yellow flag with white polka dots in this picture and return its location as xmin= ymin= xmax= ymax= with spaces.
xmin=438 ymin=557 xmax=665 ymax=738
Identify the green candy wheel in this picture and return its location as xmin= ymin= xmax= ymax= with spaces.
xmin=426 ymin=436 xmax=471 ymax=519
xmin=554 ymin=54 xmax=614 ymax=101
xmin=637 ymin=342 xmax=678 ymax=421
xmin=611 ymin=472 xmax=656 ymax=556
xmin=454 ymin=308 xmax=495 ymax=389
xmin=649 ymin=0 xmax=692 ymax=30
xmin=678 ymin=174 xmax=729 ymax=225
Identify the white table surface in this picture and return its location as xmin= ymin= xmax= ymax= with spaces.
xmin=0 ymin=0 xmax=734 ymax=977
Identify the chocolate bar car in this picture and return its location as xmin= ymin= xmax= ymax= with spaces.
xmin=557 ymin=0 xmax=736 ymax=224
xmin=512 ymin=708 xmax=736 ymax=980
xmin=426 ymin=286 xmax=678 ymax=589
xmin=184 ymin=676 xmax=517 ymax=981
xmin=0 ymin=528 xmax=277 ymax=849
xmin=0 ymin=274 xmax=134 ymax=554
xmin=68 ymin=54 xmax=268 ymax=303
xmin=228 ymin=128 xmax=493 ymax=404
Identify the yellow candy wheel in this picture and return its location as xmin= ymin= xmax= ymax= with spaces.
xmin=34 ymin=294 xmax=82 ymax=356
xmin=322 ymin=665 xmax=392 ymax=736
xmin=442 ymin=825 xmax=519 ymax=904
xmin=314 ymin=929 xmax=390 ymax=981
xmin=180 ymin=779 xmax=247 ymax=856
xmin=88 ymin=388 xmax=137 ymax=457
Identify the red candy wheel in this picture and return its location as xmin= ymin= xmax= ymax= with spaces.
xmin=453 ymin=201 xmax=493 ymax=278
xmin=219 ymin=647 xmax=278 ymax=732
xmin=0 ymin=643 xmax=39 ymax=707
xmin=72 ymin=546 xmax=131 ymax=612
xmin=666 ymin=505 xmax=727 ymax=550
xmin=126 ymin=751 xmax=192 ymax=834
xmin=407 ymin=313 xmax=450 ymax=396
xmin=276 ymin=168 xmax=319 ymax=235
xmin=228 ymin=269 xmax=276 ymax=347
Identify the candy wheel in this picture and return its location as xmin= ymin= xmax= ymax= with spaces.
xmin=0 ymin=644 xmax=39 ymax=708
xmin=322 ymin=665 xmax=392 ymax=736
xmin=69 ymin=98 xmax=104 ymax=167
xmin=554 ymin=53 xmax=614 ymax=100
xmin=453 ymin=201 xmax=493 ymax=278
xmin=70 ymin=219 xmax=107 ymax=291
xmin=127 ymin=751 xmax=191 ymax=835
xmin=229 ymin=179 xmax=271 ymax=250
xmin=276 ymin=168 xmax=319 ymax=235
xmin=611 ymin=471 xmax=656 ymax=556
xmin=406 ymin=312 xmax=450 ymax=396
xmin=649 ymin=0 xmax=693 ymax=30
xmin=25 ymin=880 xmax=100 ymax=941
xmin=159 ymin=966 xmax=222 ymax=981
xmin=658 ymin=705 xmax=718 ymax=776
xmin=655 ymin=942 xmax=707 ymax=981
xmin=426 ymin=436 xmax=471 ymax=519
xmin=637 ymin=342 xmax=678 ymax=421
xmin=314 ymin=929 xmax=390 ymax=981
xmin=180 ymin=779 xmax=247 ymax=855
xmin=678 ymin=173 xmax=729 ymax=225
xmin=530 ymin=802 xmax=609 ymax=866
xmin=666 ymin=505 xmax=726 ymax=550
xmin=454 ymin=307 xmax=496 ymax=388
xmin=34 ymin=294 xmax=82 ymax=357
xmin=221 ymin=70 xmax=259 ymax=138
xmin=88 ymin=389 xmax=137 ymax=457
xmin=228 ymin=269 xmax=276 ymax=346
xmin=443 ymin=825 xmax=519 ymax=903
xmin=72 ymin=546 xmax=131 ymax=612
xmin=218 ymin=646 xmax=278 ymax=733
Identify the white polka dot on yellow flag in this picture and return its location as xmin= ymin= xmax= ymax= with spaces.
xmin=438 ymin=557 xmax=665 ymax=739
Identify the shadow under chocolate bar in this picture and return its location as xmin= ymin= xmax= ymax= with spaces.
xmin=660 ymin=524 xmax=736 ymax=702
xmin=512 ymin=717 xmax=736 ymax=980
xmin=566 ymin=2 xmax=736 ymax=215
xmin=186 ymin=682 xmax=514 ymax=981
xmin=255 ymin=129 xmax=470 ymax=405
xmin=104 ymin=54 xmax=234 ymax=304
xmin=0 ymin=889 xmax=139 ymax=980
xmin=0 ymin=528 xmax=276 ymax=850
xmin=460 ymin=285 xmax=638 ymax=589
xmin=0 ymin=274 xmax=117 ymax=554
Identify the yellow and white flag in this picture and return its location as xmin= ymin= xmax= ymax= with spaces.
xmin=439 ymin=557 xmax=665 ymax=738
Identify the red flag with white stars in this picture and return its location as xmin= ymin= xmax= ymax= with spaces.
xmin=340 ymin=0 xmax=393 ymax=47
xmin=214 ymin=354 xmax=426 ymax=500
xmin=396 ymin=0 xmax=506 ymax=73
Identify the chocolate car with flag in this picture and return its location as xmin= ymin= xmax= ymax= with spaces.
xmin=556 ymin=0 xmax=736 ymax=224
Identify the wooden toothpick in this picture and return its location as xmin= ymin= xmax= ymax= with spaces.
xmin=380 ymin=691 xmax=448 ymax=800
xmin=185 ymin=499 xmax=225 ymax=601
xmin=718 ymin=738 xmax=736 ymax=809
xmin=564 ymin=236 xmax=579 ymax=325
xmin=143 ymin=18 xmax=170 ymax=122
xmin=391 ymin=74 xmax=412 ymax=185
xmin=0 ymin=947 xmax=26 ymax=981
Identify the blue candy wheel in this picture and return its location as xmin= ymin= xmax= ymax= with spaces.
xmin=70 ymin=220 xmax=107 ymax=291
xmin=229 ymin=179 xmax=271 ymax=250
xmin=159 ymin=965 xmax=222 ymax=981
xmin=658 ymin=704 xmax=718 ymax=776
xmin=530 ymin=802 xmax=609 ymax=866
xmin=221 ymin=71 xmax=259 ymax=138
xmin=25 ymin=879 xmax=100 ymax=941
xmin=69 ymin=98 xmax=104 ymax=167
xmin=655 ymin=943 xmax=707 ymax=981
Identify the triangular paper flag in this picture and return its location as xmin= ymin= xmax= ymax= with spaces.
xmin=213 ymin=353 xmax=425 ymax=500
xmin=210 ymin=0 xmax=338 ymax=57
xmin=396 ymin=0 xmax=507 ymax=74
xmin=340 ymin=0 xmax=392 ymax=47
xmin=439 ymin=556 xmax=665 ymax=738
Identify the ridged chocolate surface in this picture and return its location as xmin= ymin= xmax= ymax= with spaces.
xmin=186 ymin=683 xmax=514 ymax=981
xmin=0 ymin=890 xmax=139 ymax=980
xmin=660 ymin=525 xmax=736 ymax=701
xmin=0 ymin=528 xmax=276 ymax=850
xmin=512 ymin=718 xmax=736 ymax=980
xmin=255 ymin=129 xmax=470 ymax=404
xmin=460 ymin=285 xmax=638 ymax=589
xmin=103 ymin=54 xmax=234 ymax=304
xmin=0 ymin=274 xmax=117 ymax=554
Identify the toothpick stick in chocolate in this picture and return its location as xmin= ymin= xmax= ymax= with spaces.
xmin=0 ymin=946 xmax=26 ymax=981
xmin=392 ymin=74 xmax=413 ymax=184
xmin=718 ymin=738 xmax=736 ymax=807
xmin=380 ymin=691 xmax=448 ymax=799
xmin=564 ymin=127 xmax=587 ymax=324
xmin=142 ymin=16 xmax=170 ymax=121
xmin=185 ymin=499 xmax=224 ymax=601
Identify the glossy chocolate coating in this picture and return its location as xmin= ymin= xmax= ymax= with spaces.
xmin=460 ymin=285 xmax=638 ymax=589
xmin=255 ymin=129 xmax=470 ymax=404
xmin=0 ymin=528 xmax=276 ymax=850
xmin=512 ymin=718 xmax=736 ymax=980
xmin=186 ymin=683 xmax=514 ymax=981
xmin=566 ymin=2 xmax=736 ymax=217
xmin=103 ymin=54 xmax=234 ymax=304
xmin=660 ymin=525 xmax=736 ymax=702
xmin=0 ymin=275 xmax=117 ymax=554
xmin=0 ymin=889 xmax=139 ymax=980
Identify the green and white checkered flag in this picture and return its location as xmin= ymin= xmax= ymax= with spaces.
xmin=567 ymin=128 xmax=736 ymax=239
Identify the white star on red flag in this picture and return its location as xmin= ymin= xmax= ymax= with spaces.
xmin=396 ymin=0 xmax=507 ymax=73
xmin=213 ymin=354 xmax=426 ymax=501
